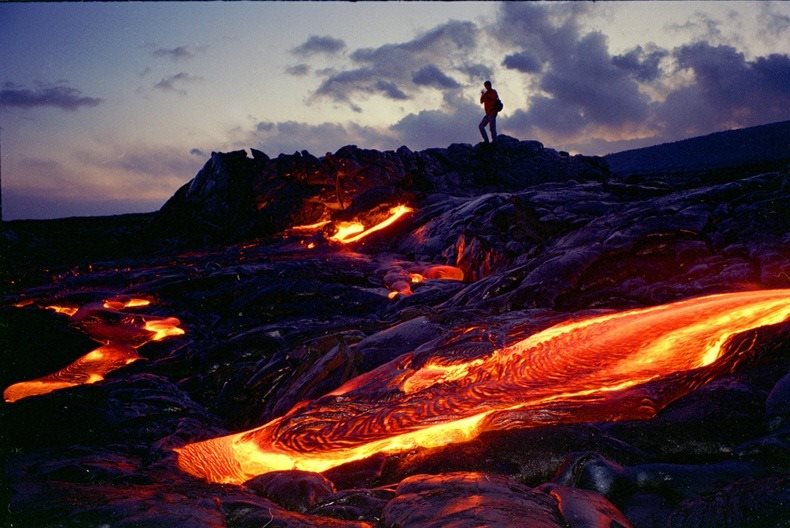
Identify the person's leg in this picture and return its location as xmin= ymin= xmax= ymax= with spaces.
xmin=479 ymin=115 xmax=490 ymax=143
xmin=489 ymin=114 xmax=497 ymax=142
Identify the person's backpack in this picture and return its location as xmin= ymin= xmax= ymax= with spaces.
xmin=494 ymin=98 xmax=503 ymax=113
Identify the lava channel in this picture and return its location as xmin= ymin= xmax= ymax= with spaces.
xmin=176 ymin=289 xmax=790 ymax=484
xmin=3 ymin=298 xmax=185 ymax=403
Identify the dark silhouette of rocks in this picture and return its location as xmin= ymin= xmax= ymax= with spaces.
xmin=2 ymin=127 xmax=789 ymax=527
xmin=155 ymin=136 xmax=608 ymax=245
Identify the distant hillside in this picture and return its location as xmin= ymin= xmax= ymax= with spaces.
xmin=605 ymin=120 xmax=790 ymax=176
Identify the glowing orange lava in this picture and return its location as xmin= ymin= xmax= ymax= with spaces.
xmin=47 ymin=305 xmax=79 ymax=317
xmin=144 ymin=317 xmax=186 ymax=341
xmin=4 ymin=298 xmax=185 ymax=403
xmin=3 ymin=344 xmax=140 ymax=403
xmin=329 ymin=205 xmax=414 ymax=244
xmin=103 ymin=298 xmax=151 ymax=310
xmin=176 ymin=289 xmax=790 ymax=484
xmin=290 ymin=220 xmax=331 ymax=232
xmin=422 ymin=265 xmax=464 ymax=281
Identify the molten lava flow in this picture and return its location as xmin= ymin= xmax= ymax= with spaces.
xmin=103 ymin=298 xmax=151 ymax=310
xmin=47 ymin=305 xmax=79 ymax=317
xmin=3 ymin=344 xmax=140 ymax=403
xmin=422 ymin=265 xmax=464 ymax=281
xmin=290 ymin=220 xmax=331 ymax=232
xmin=4 ymin=298 xmax=185 ymax=403
xmin=176 ymin=289 xmax=790 ymax=484
xmin=328 ymin=221 xmax=365 ymax=243
xmin=385 ymin=264 xmax=464 ymax=299
xmin=144 ymin=317 xmax=186 ymax=341
xmin=329 ymin=205 xmax=414 ymax=244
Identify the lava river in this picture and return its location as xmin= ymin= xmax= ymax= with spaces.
xmin=176 ymin=289 xmax=790 ymax=485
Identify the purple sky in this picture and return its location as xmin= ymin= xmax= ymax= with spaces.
xmin=1 ymin=2 xmax=789 ymax=219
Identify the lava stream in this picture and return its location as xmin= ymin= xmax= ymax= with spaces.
xmin=176 ymin=289 xmax=790 ymax=485
xmin=328 ymin=205 xmax=413 ymax=244
xmin=4 ymin=298 xmax=185 ymax=403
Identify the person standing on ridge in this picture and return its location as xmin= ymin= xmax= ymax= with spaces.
xmin=479 ymin=80 xmax=499 ymax=144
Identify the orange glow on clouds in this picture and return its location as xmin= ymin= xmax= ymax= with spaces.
xmin=176 ymin=289 xmax=789 ymax=484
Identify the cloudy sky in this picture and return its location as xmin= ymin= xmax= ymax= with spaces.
xmin=2 ymin=2 xmax=788 ymax=219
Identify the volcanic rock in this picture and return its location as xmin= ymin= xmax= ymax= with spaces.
xmin=539 ymin=483 xmax=633 ymax=528
xmin=246 ymin=470 xmax=336 ymax=512
xmin=155 ymin=137 xmax=608 ymax=246
xmin=766 ymin=371 xmax=790 ymax=431
xmin=2 ymin=129 xmax=789 ymax=528
xmin=382 ymin=472 xmax=563 ymax=527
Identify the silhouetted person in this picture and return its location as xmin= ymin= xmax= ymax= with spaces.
xmin=479 ymin=80 xmax=499 ymax=143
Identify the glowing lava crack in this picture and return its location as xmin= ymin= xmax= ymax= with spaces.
xmin=176 ymin=289 xmax=790 ymax=484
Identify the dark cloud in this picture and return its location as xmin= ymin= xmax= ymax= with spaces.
xmin=493 ymin=3 xmax=652 ymax=142
xmin=494 ymin=2 xmax=590 ymax=58
xmin=390 ymin=92 xmax=483 ymax=149
xmin=502 ymin=51 xmax=542 ymax=73
xmin=538 ymin=34 xmax=649 ymax=130
xmin=285 ymin=64 xmax=310 ymax=76
xmin=0 ymin=82 xmax=103 ymax=111
xmin=152 ymin=45 xmax=203 ymax=62
xmin=753 ymin=53 xmax=790 ymax=93
xmin=247 ymin=120 xmax=397 ymax=157
xmin=351 ymin=20 xmax=477 ymax=64
xmin=190 ymin=148 xmax=205 ymax=157
xmin=507 ymin=97 xmax=585 ymax=137
xmin=314 ymin=67 xmax=378 ymax=104
xmin=292 ymin=35 xmax=346 ymax=57
xmin=314 ymin=70 xmax=409 ymax=107
xmin=312 ymin=20 xmax=478 ymax=106
xmin=374 ymin=80 xmax=409 ymax=100
xmin=667 ymin=12 xmax=726 ymax=44
xmin=412 ymin=65 xmax=461 ymax=89
xmin=612 ymin=46 xmax=668 ymax=82
xmin=758 ymin=3 xmax=790 ymax=39
xmin=455 ymin=62 xmax=494 ymax=82
xmin=315 ymin=67 xmax=337 ymax=77
xmin=153 ymin=72 xmax=203 ymax=95
xmin=655 ymin=42 xmax=790 ymax=136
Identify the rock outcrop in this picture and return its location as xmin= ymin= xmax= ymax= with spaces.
xmin=156 ymin=137 xmax=608 ymax=244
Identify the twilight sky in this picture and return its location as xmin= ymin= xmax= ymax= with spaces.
xmin=1 ymin=2 xmax=789 ymax=220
